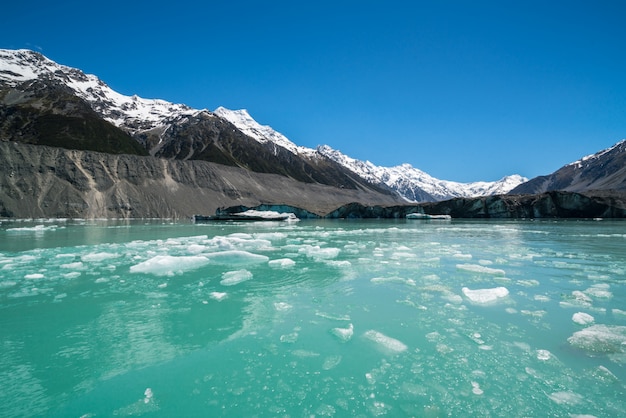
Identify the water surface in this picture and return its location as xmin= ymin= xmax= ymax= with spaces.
xmin=1 ymin=219 xmax=625 ymax=416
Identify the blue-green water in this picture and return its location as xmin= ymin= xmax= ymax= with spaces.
xmin=1 ymin=219 xmax=625 ymax=417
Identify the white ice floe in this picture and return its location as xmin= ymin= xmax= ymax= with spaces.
xmin=60 ymin=262 xmax=84 ymax=270
xmin=130 ymin=255 xmax=210 ymax=276
xmin=298 ymin=245 xmax=340 ymax=260
xmin=81 ymin=252 xmax=119 ymax=262
xmin=572 ymin=312 xmax=595 ymax=325
xmin=209 ymin=291 xmax=228 ymax=301
xmin=206 ymin=250 xmax=269 ymax=265
xmin=24 ymin=273 xmax=44 ymax=279
xmin=331 ymin=324 xmax=354 ymax=342
xmin=363 ymin=330 xmax=408 ymax=353
xmin=584 ymin=284 xmax=613 ymax=299
xmin=268 ymin=258 xmax=296 ymax=268
xmin=456 ymin=264 xmax=506 ymax=276
xmin=471 ymin=381 xmax=483 ymax=395
xmin=568 ymin=324 xmax=626 ymax=353
xmin=536 ymin=349 xmax=553 ymax=361
xmin=220 ymin=269 xmax=253 ymax=286
xmin=462 ymin=287 xmax=509 ymax=304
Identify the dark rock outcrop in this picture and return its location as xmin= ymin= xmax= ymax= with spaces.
xmin=320 ymin=191 xmax=626 ymax=219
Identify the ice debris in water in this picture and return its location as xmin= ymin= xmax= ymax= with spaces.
xmin=205 ymin=250 xmax=269 ymax=265
xmin=298 ymin=245 xmax=340 ymax=260
xmin=81 ymin=252 xmax=118 ymax=262
xmin=568 ymin=324 xmax=626 ymax=353
xmin=130 ymin=255 xmax=210 ymax=276
xmin=209 ymin=292 xmax=227 ymax=301
xmin=456 ymin=264 xmax=506 ymax=276
xmin=220 ymin=269 xmax=253 ymax=286
xmin=363 ymin=330 xmax=408 ymax=353
xmin=462 ymin=287 xmax=509 ymax=304
xmin=548 ymin=391 xmax=584 ymax=405
xmin=572 ymin=312 xmax=595 ymax=325
xmin=268 ymin=258 xmax=296 ymax=268
xmin=331 ymin=324 xmax=354 ymax=342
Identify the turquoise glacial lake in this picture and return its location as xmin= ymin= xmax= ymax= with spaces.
xmin=0 ymin=218 xmax=625 ymax=417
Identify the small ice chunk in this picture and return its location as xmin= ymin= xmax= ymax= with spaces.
xmin=572 ymin=312 xmax=595 ymax=325
xmin=206 ymin=250 xmax=269 ymax=265
xmin=130 ymin=255 xmax=209 ymax=276
xmin=548 ymin=391 xmax=583 ymax=405
xmin=209 ymin=292 xmax=227 ymax=301
xmin=471 ymin=381 xmax=483 ymax=395
xmin=298 ymin=245 xmax=340 ymax=260
xmin=584 ymin=286 xmax=612 ymax=299
xmin=81 ymin=252 xmax=118 ymax=262
xmin=61 ymin=261 xmax=84 ymax=270
xmin=568 ymin=324 xmax=626 ymax=353
xmin=322 ymin=355 xmax=342 ymax=370
xmin=536 ymin=349 xmax=552 ymax=361
xmin=363 ymin=330 xmax=408 ymax=353
xmin=268 ymin=258 xmax=296 ymax=268
xmin=143 ymin=388 xmax=153 ymax=404
xmin=274 ymin=302 xmax=292 ymax=311
xmin=24 ymin=273 xmax=44 ymax=279
xmin=456 ymin=264 xmax=505 ymax=276
xmin=220 ymin=269 xmax=253 ymax=286
xmin=331 ymin=324 xmax=354 ymax=342
xmin=462 ymin=287 xmax=509 ymax=304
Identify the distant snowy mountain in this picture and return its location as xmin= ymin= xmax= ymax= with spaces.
xmin=212 ymin=103 xmax=527 ymax=201
xmin=0 ymin=48 xmax=526 ymax=202
xmin=316 ymin=145 xmax=527 ymax=202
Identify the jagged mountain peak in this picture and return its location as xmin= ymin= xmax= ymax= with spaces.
xmin=214 ymin=106 xmax=315 ymax=157
xmin=0 ymin=48 xmax=201 ymax=133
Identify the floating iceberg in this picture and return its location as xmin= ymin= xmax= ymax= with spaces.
xmin=363 ymin=330 xmax=408 ymax=353
xmin=130 ymin=255 xmax=210 ymax=276
xmin=462 ymin=286 xmax=509 ymax=304
xmin=567 ymin=324 xmax=626 ymax=353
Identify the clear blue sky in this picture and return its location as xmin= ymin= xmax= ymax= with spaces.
xmin=2 ymin=1 xmax=625 ymax=181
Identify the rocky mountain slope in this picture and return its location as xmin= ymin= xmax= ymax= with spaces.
xmin=0 ymin=49 xmax=394 ymax=196
xmin=0 ymin=142 xmax=403 ymax=218
xmin=214 ymin=106 xmax=527 ymax=201
xmin=510 ymin=139 xmax=626 ymax=194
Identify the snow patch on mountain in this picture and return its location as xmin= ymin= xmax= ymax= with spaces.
xmin=214 ymin=107 xmax=315 ymax=157
xmin=567 ymin=139 xmax=626 ymax=169
xmin=0 ymin=49 xmax=200 ymax=133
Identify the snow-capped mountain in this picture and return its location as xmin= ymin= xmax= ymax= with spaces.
xmin=1 ymin=48 xmax=525 ymax=201
xmin=510 ymin=139 xmax=626 ymax=194
xmin=316 ymin=145 xmax=527 ymax=202
xmin=0 ymin=49 xmax=200 ymax=134
xmin=211 ymin=101 xmax=527 ymax=201
xmin=214 ymin=107 xmax=315 ymax=157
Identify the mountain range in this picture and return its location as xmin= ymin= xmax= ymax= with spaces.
xmin=0 ymin=48 xmax=625 ymax=218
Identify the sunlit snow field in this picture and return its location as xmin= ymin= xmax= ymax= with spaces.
xmin=1 ymin=218 xmax=625 ymax=417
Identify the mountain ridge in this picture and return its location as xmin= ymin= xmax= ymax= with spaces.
xmin=0 ymin=48 xmax=526 ymax=202
xmin=510 ymin=139 xmax=626 ymax=194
